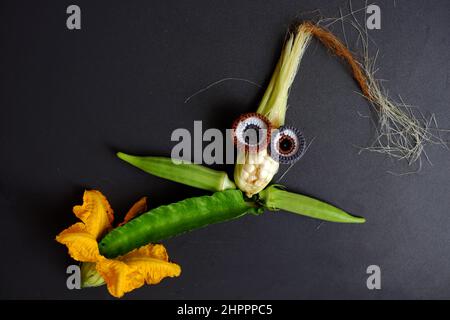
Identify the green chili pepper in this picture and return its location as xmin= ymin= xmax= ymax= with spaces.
xmin=99 ymin=189 xmax=262 ymax=258
xmin=117 ymin=152 xmax=236 ymax=192
xmin=258 ymin=185 xmax=365 ymax=223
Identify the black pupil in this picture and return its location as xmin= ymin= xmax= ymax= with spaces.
xmin=279 ymin=137 xmax=293 ymax=154
xmin=244 ymin=124 xmax=261 ymax=145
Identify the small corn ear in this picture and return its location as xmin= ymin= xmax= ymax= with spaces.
xmin=117 ymin=152 xmax=236 ymax=192
xmin=258 ymin=185 xmax=365 ymax=223
xmin=234 ymin=25 xmax=312 ymax=197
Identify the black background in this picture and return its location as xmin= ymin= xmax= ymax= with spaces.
xmin=1 ymin=0 xmax=449 ymax=299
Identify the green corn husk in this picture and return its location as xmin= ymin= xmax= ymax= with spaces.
xmin=256 ymin=24 xmax=312 ymax=128
xmin=258 ymin=185 xmax=365 ymax=223
xmin=117 ymin=152 xmax=236 ymax=192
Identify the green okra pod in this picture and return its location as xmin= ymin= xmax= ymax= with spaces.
xmin=258 ymin=185 xmax=365 ymax=223
xmin=99 ymin=189 xmax=262 ymax=258
xmin=117 ymin=152 xmax=236 ymax=192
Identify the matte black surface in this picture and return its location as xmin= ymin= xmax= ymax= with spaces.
xmin=0 ymin=0 xmax=449 ymax=299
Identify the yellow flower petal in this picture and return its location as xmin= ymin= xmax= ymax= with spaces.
xmin=122 ymin=243 xmax=168 ymax=262
xmin=96 ymin=244 xmax=181 ymax=298
xmin=73 ymin=190 xmax=114 ymax=239
xmin=118 ymin=196 xmax=147 ymax=227
xmin=96 ymin=258 xmax=143 ymax=298
xmin=55 ymin=223 xmax=100 ymax=262
xmin=120 ymin=244 xmax=181 ymax=285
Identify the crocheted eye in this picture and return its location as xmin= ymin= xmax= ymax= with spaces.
xmin=232 ymin=113 xmax=272 ymax=152
xmin=270 ymin=126 xmax=306 ymax=164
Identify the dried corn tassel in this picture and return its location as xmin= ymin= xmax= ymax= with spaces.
xmin=302 ymin=21 xmax=446 ymax=167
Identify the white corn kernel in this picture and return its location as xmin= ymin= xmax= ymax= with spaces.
xmin=234 ymin=149 xmax=279 ymax=197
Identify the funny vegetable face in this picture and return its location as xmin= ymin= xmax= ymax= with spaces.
xmin=56 ymin=18 xmax=438 ymax=297
xmin=231 ymin=112 xmax=307 ymax=197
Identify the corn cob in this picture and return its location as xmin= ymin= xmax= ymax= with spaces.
xmin=234 ymin=24 xmax=312 ymax=197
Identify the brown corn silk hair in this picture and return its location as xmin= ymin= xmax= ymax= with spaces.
xmin=301 ymin=22 xmax=372 ymax=101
